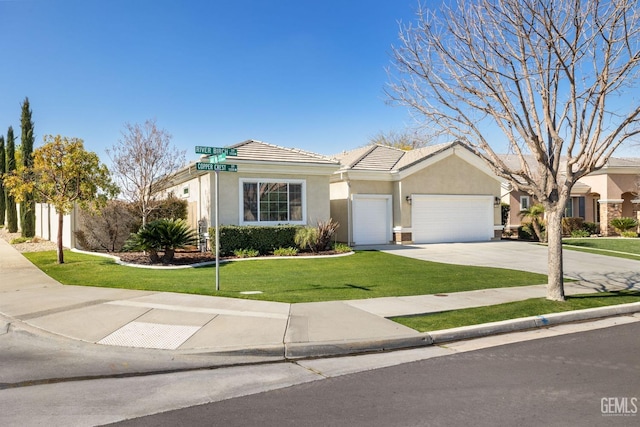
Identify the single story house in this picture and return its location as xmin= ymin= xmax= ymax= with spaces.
xmin=503 ymin=156 xmax=640 ymax=235
xmin=329 ymin=141 xmax=504 ymax=245
xmin=161 ymin=140 xmax=340 ymax=232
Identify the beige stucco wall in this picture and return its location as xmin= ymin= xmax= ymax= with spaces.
xmin=399 ymin=155 xmax=501 ymax=228
xmin=164 ymin=169 xmax=332 ymax=229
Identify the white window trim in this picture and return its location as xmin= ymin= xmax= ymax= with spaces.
xmin=181 ymin=185 xmax=190 ymax=198
xmin=239 ymin=178 xmax=307 ymax=226
xmin=520 ymin=195 xmax=530 ymax=210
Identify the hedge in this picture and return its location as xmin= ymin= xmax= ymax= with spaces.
xmin=208 ymin=225 xmax=300 ymax=256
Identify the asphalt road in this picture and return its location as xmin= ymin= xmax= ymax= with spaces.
xmin=110 ymin=322 xmax=640 ymax=427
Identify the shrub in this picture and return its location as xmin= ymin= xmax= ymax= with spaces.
xmin=124 ymin=218 xmax=197 ymax=263
xmin=621 ymin=231 xmax=638 ymax=238
xmin=211 ymin=225 xmax=299 ymax=256
xmin=562 ymin=217 xmax=584 ymax=236
xmin=332 ymin=242 xmax=352 ymax=253
xmin=294 ymin=219 xmax=339 ymax=253
xmin=610 ymin=217 xmax=638 ymax=234
xmin=273 ymin=247 xmax=298 ymax=256
xmin=500 ymin=203 xmax=510 ymax=226
xmin=295 ymin=226 xmax=318 ymax=252
xmin=570 ymin=229 xmax=590 ymax=238
xmin=75 ymin=200 xmax=137 ymax=252
xmin=233 ymin=248 xmax=260 ymax=258
xmin=583 ymin=222 xmax=599 ymax=235
xmin=10 ymin=237 xmax=29 ymax=244
xmin=518 ymin=223 xmax=535 ymax=240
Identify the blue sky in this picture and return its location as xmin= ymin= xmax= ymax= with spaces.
xmin=1 ymin=0 xmax=421 ymax=162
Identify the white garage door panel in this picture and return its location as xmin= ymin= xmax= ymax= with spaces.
xmin=352 ymin=196 xmax=391 ymax=245
xmin=412 ymin=195 xmax=493 ymax=243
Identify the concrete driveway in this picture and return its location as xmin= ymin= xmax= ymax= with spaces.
xmin=374 ymin=240 xmax=640 ymax=292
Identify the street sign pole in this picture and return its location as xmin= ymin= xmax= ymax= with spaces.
xmin=194 ymin=146 xmax=238 ymax=292
xmin=215 ymin=170 xmax=220 ymax=291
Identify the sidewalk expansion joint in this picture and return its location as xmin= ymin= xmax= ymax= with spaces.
xmin=18 ymin=299 xmax=112 ymax=320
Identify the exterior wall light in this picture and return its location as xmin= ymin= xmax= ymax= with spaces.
xmin=406 ymin=195 xmax=412 ymax=204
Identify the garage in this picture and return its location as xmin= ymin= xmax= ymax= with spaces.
xmin=352 ymin=195 xmax=392 ymax=245
xmin=411 ymin=195 xmax=494 ymax=243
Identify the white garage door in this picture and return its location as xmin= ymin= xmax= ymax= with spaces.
xmin=352 ymin=195 xmax=392 ymax=245
xmin=412 ymin=195 xmax=493 ymax=243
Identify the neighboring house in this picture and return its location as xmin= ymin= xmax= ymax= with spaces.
xmin=161 ymin=140 xmax=340 ymax=233
xmin=503 ymin=156 xmax=640 ymax=236
xmin=329 ymin=141 xmax=504 ymax=245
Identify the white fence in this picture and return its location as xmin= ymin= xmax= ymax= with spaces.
xmin=34 ymin=203 xmax=77 ymax=249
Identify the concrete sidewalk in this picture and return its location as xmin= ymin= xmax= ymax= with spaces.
xmin=1 ymin=239 xmax=639 ymax=359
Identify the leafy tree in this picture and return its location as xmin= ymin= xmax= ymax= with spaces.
xmin=20 ymin=97 xmax=36 ymax=238
xmin=0 ymin=135 xmax=5 ymax=226
xmin=107 ymin=119 xmax=185 ymax=226
xmin=519 ymin=204 xmax=546 ymax=242
xmin=123 ymin=218 xmax=197 ymax=263
xmin=388 ymin=0 xmax=640 ymax=301
xmin=5 ymin=127 xmax=18 ymax=232
xmin=3 ymin=135 xmax=118 ymax=263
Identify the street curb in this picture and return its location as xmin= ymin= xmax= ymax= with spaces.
xmin=284 ymin=334 xmax=433 ymax=359
xmin=427 ymin=302 xmax=640 ymax=345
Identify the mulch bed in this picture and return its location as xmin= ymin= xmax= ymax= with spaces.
xmin=112 ymin=249 xmax=345 ymax=266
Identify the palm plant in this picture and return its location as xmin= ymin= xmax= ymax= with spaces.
xmin=519 ymin=204 xmax=546 ymax=242
xmin=124 ymin=218 xmax=197 ymax=263
xmin=610 ymin=217 xmax=638 ymax=236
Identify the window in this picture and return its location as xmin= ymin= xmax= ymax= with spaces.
xmin=241 ymin=179 xmax=305 ymax=224
xmin=565 ymin=196 xmax=585 ymax=218
xmin=520 ymin=196 xmax=530 ymax=210
xmin=182 ymin=185 xmax=189 ymax=198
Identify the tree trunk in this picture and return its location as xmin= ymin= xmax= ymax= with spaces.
xmin=57 ymin=211 xmax=65 ymax=264
xmin=546 ymin=207 xmax=565 ymax=301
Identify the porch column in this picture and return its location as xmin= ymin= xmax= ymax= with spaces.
xmin=598 ymin=199 xmax=623 ymax=236
xmin=633 ymin=198 xmax=640 ymax=234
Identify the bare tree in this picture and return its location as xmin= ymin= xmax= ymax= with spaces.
xmin=388 ymin=0 xmax=640 ymax=301
xmin=107 ymin=119 xmax=186 ymax=226
xmin=369 ymin=129 xmax=429 ymax=150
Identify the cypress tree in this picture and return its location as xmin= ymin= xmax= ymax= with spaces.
xmin=0 ymin=135 xmax=5 ymax=226
xmin=6 ymin=126 xmax=18 ymax=233
xmin=20 ymin=97 xmax=35 ymax=237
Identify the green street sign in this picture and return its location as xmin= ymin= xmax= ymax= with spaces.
xmin=196 ymin=162 xmax=238 ymax=172
xmin=209 ymin=153 xmax=226 ymax=163
xmin=195 ymin=146 xmax=238 ymax=156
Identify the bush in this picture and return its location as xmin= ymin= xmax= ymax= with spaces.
xmin=124 ymin=218 xmax=197 ymax=263
xmin=233 ymin=248 xmax=260 ymax=258
xmin=501 ymin=203 xmax=510 ymax=226
xmin=621 ymin=231 xmax=638 ymax=238
xmin=273 ymin=247 xmax=298 ymax=256
xmin=10 ymin=237 xmax=29 ymax=244
xmin=211 ymin=225 xmax=299 ymax=256
xmin=518 ymin=223 xmax=535 ymax=240
xmin=562 ymin=217 xmax=584 ymax=236
xmin=570 ymin=229 xmax=590 ymax=238
xmin=75 ymin=200 xmax=137 ymax=252
xmin=332 ymin=242 xmax=352 ymax=253
xmin=610 ymin=217 xmax=638 ymax=234
xmin=583 ymin=222 xmax=599 ymax=235
xmin=294 ymin=219 xmax=339 ymax=253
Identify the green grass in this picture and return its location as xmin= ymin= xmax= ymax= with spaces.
xmin=563 ymin=238 xmax=640 ymax=261
xmin=24 ymin=250 xmax=548 ymax=303
xmin=392 ymin=290 xmax=640 ymax=332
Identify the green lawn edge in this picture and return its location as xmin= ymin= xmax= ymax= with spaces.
xmin=562 ymin=238 xmax=640 ymax=261
xmin=391 ymin=291 xmax=640 ymax=332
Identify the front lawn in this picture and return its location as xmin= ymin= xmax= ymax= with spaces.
xmin=392 ymin=290 xmax=640 ymax=331
xmin=24 ymin=250 xmax=548 ymax=303
xmin=563 ymin=238 xmax=640 ymax=261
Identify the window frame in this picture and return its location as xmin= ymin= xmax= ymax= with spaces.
xmin=519 ymin=195 xmax=530 ymax=211
xmin=239 ymin=178 xmax=307 ymax=226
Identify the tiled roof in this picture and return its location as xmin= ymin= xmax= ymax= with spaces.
xmin=334 ymin=141 xmax=456 ymax=172
xmin=225 ymin=140 xmax=338 ymax=165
